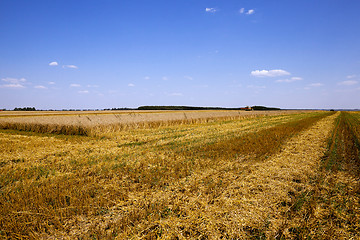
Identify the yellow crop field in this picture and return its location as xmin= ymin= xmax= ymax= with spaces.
xmin=0 ymin=110 xmax=298 ymax=136
xmin=0 ymin=110 xmax=359 ymax=239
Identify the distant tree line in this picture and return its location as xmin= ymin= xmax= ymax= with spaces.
xmin=138 ymin=106 xmax=281 ymax=111
xmin=109 ymin=108 xmax=134 ymax=111
xmin=6 ymin=106 xmax=281 ymax=111
xmin=13 ymin=107 xmax=36 ymax=111
xmin=137 ymin=106 xmax=227 ymax=110
xmin=251 ymin=106 xmax=280 ymax=111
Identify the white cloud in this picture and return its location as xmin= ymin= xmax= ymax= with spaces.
xmin=78 ymin=90 xmax=89 ymax=94
xmin=49 ymin=61 xmax=58 ymax=66
xmin=162 ymin=76 xmax=168 ymax=81
xmin=34 ymin=85 xmax=47 ymax=89
xmin=347 ymin=75 xmax=356 ymax=79
xmin=309 ymin=83 xmax=324 ymax=87
xmin=205 ymin=8 xmax=217 ymax=13
xmin=246 ymin=9 xmax=255 ymax=15
xmin=240 ymin=8 xmax=254 ymax=15
xmin=70 ymin=83 xmax=81 ymax=87
xmin=87 ymin=84 xmax=99 ymax=88
xmin=128 ymin=83 xmax=135 ymax=87
xmin=0 ymin=83 xmax=25 ymax=89
xmin=63 ymin=65 xmax=78 ymax=69
xmin=251 ymin=69 xmax=291 ymax=77
xmin=184 ymin=76 xmax=193 ymax=80
xmin=48 ymin=81 xmax=55 ymax=85
xmin=276 ymin=79 xmax=291 ymax=83
xmin=1 ymin=77 xmax=26 ymax=88
xmin=338 ymin=80 xmax=358 ymax=86
xmin=2 ymin=77 xmax=26 ymax=83
xmin=276 ymin=77 xmax=303 ymax=83
xmin=144 ymin=76 xmax=150 ymax=80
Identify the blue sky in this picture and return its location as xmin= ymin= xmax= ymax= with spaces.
xmin=1 ymin=0 xmax=360 ymax=109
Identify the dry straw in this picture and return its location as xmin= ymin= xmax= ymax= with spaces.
xmin=2 ymin=111 xmax=358 ymax=239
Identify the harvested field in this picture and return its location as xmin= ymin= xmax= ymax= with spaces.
xmin=1 ymin=110 xmax=359 ymax=239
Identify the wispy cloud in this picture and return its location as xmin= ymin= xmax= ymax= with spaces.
xmin=0 ymin=77 xmax=27 ymax=88
xmin=346 ymin=74 xmax=356 ymax=79
xmin=184 ymin=76 xmax=193 ymax=80
xmin=78 ymin=90 xmax=89 ymax=94
xmin=144 ymin=76 xmax=150 ymax=80
xmin=0 ymin=83 xmax=25 ymax=89
xmin=276 ymin=77 xmax=303 ymax=83
xmin=34 ymin=85 xmax=47 ymax=89
xmin=205 ymin=8 xmax=217 ymax=13
xmin=309 ymin=83 xmax=324 ymax=87
xmin=251 ymin=69 xmax=290 ymax=77
xmin=2 ymin=77 xmax=26 ymax=84
xmin=70 ymin=83 xmax=81 ymax=87
xmin=240 ymin=8 xmax=255 ymax=15
xmin=128 ymin=83 xmax=135 ymax=87
xmin=48 ymin=81 xmax=55 ymax=85
xmin=49 ymin=61 xmax=58 ymax=66
xmin=246 ymin=9 xmax=255 ymax=15
xmin=162 ymin=76 xmax=168 ymax=81
xmin=87 ymin=85 xmax=99 ymax=88
xmin=63 ymin=65 xmax=78 ymax=69
xmin=338 ymin=80 xmax=358 ymax=86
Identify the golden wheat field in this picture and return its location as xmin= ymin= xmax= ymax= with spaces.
xmin=0 ymin=110 xmax=359 ymax=239
xmin=0 ymin=110 xmax=294 ymax=133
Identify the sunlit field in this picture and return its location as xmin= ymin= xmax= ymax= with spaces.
xmin=0 ymin=110 xmax=359 ymax=239
xmin=0 ymin=110 xmax=292 ymax=136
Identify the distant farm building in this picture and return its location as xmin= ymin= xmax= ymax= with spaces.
xmin=240 ymin=106 xmax=253 ymax=111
